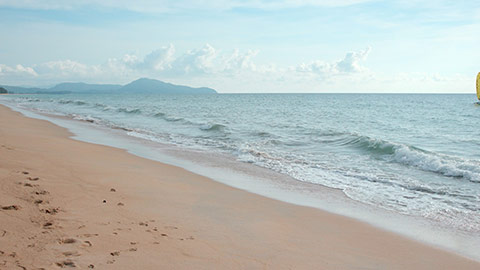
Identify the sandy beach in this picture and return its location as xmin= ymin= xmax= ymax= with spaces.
xmin=0 ymin=104 xmax=479 ymax=269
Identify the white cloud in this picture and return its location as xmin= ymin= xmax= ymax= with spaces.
xmin=224 ymin=49 xmax=258 ymax=74
xmin=170 ymin=44 xmax=217 ymax=75
xmin=0 ymin=44 xmax=259 ymax=84
xmin=0 ymin=64 xmax=38 ymax=77
xmin=35 ymin=60 xmax=96 ymax=77
xmin=295 ymin=47 xmax=371 ymax=77
xmin=103 ymin=44 xmax=259 ymax=76
xmin=336 ymin=47 xmax=370 ymax=73
xmin=139 ymin=44 xmax=175 ymax=71
xmin=296 ymin=61 xmax=334 ymax=75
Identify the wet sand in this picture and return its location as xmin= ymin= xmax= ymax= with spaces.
xmin=0 ymin=104 xmax=479 ymax=269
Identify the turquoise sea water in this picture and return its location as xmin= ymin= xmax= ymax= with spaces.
xmin=2 ymin=93 xmax=480 ymax=236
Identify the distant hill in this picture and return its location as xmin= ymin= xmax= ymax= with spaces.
xmin=118 ymin=78 xmax=217 ymax=94
xmin=0 ymin=78 xmax=217 ymax=94
xmin=0 ymin=87 xmax=7 ymax=94
xmin=50 ymin=82 xmax=122 ymax=93
xmin=0 ymin=85 xmax=44 ymax=94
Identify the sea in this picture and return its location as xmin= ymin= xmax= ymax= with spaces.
xmin=1 ymin=93 xmax=479 ymax=260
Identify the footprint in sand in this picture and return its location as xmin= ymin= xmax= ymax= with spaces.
xmin=62 ymin=251 xmax=80 ymax=257
xmin=59 ymin=238 xmax=77 ymax=244
xmin=1 ymin=205 xmax=21 ymax=210
xmin=82 ymin=241 xmax=92 ymax=247
xmin=27 ymin=177 xmax=39 ymax=181
xmin=0 ymin=145 xmax=13 ymax=150
xmin=21 ymin=171 xmax=29 ymax=175
xmin=2 ymin=144 xmax=13 ymax=150
xmin=34 ymin=199 xmax=44 ymax=205
xmin=179 ymin=236 xmax=195 ymax=241
xmin=56 ymin=260 xmax=76 ymax=268
xmin=43 ymin=222 xmax=53 ymax=229
xmin=41 ymin=207 xmax=59 ymax=215
xmin=77 ymin=233 xmax=99 ymax=238
xmin=34 ymin=190 xmax=49 ymax=195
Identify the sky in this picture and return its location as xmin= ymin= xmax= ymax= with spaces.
xmin=0 ymin=0 xmax=479 ymax=93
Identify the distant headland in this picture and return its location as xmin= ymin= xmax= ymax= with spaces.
xmin=0 ymin=78 xmax=217 ymax=94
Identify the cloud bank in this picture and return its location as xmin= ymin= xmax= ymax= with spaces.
xmin=0 ymin=44 xmax=471 ymax=93
xmin=0 ymin=44 xmax=368 ymax=80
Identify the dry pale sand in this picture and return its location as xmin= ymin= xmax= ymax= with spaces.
xmin=0 ymin=104 xmax=479 ymax=270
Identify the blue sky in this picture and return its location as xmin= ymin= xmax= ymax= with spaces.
xmin=0 ymin=0 xmax=479 ymax=93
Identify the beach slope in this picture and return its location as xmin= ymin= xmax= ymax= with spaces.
xmin=0 ymin=104 xmax=478 ymax=269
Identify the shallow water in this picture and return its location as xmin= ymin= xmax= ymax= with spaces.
xmin=3 ymin=93 xmax=480 ymax=236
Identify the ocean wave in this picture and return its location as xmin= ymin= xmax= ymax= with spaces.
xmin=71 ymin=114 xmax=98 ymax=124
xmin=200 ymin=123 xmax=226 ymax=132
xmin=257 ymin=131 xmax=270 ymax=137
xmin=237 ymin=147 xmax=282 ymax=163
xmin=153 ymin=112 xmax=166 ymax=118
xmin=110 ymin=125 xmax=133 ymax=132
xmin=24 ymin=97 xmax=41 ymax=102
xmin=165 ymin=116 xmax=184 ymax=122
xmin=117 ymin=107 xmax=141 ymax=114
xmin=152 ymin=112 xmax=183 ymax=122
xmin=58 ymin=99 xmax=88 ymax=106
xmin=150 ymin=111 xmax=184 ymax=122
xmin=71 ymin=113 xmax=136 ymax=133
xmin=342 ymin=135 xmax=398 ymax=155
xmin=94 ymin=103 xmax=114 ymax=111
xmin=390 ymin=145 xmax=480 ymax=182
xmin=334 ymin=133 xmax=480 ymax=182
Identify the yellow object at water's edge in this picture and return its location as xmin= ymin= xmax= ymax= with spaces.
xmin=476 ymin=72 xmax=480 ymax=100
